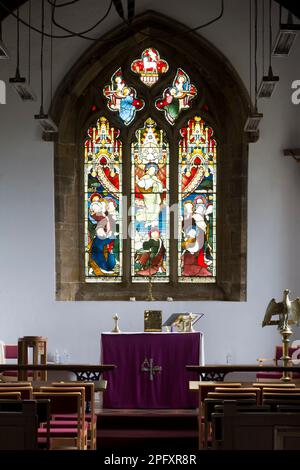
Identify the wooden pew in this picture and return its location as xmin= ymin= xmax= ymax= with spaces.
xmin=212 ymin=401 xmax=300 ymax=450
xmin=0 ymin=400 xmax=38 ymax=450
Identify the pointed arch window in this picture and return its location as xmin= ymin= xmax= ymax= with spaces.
xmin=83 ymin=50 xmax=216 ymax=286
xmin=53 ymin=13 xmax=248 ymax=301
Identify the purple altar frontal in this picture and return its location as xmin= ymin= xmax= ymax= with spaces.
xmin=101 ymin=332 xmax=203 ymax=409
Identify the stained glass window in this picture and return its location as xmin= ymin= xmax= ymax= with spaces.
xmin=131 ymin=48 xmax=169 ymax=87
xmin=85 ymin=49 xmax=218 ymax=289
xmin=131 ymin=118 xmax=169 ymax=282
xmin=103 ymin=68 xmax=144 ymax=125
xmin=178 ymin=116 xmax=217 ymax=282
xmin=84 ymin=117 xmax=123 ymax=282
xmin=155 ymin=68 xmax=197 ymax=125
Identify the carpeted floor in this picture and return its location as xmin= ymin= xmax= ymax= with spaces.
xmin=96 ymin=408 xmax=198 ymax=449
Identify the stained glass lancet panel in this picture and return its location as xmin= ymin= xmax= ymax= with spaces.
xmin=131 ymin=118 xmax=169 ymax=283
xmin=155 ymin=68 xmax=197 ymax=125
xmin=178 ymin=116 xmax=217 ymax=283
xmin=84 ymin=117 xmax=122 ymax=282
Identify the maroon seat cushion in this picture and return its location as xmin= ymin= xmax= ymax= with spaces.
xmin=47 ymin=420 xmax=88 ymax=430
xmin=52 ymin=413 xmax=96 ymax=423
xmin=38 ymin=427 xmax=79 ymax=437
xmin=256 ymin=372 xmax=283 ymax=379
xmin=1 ymin=371 xmax=18 ymax=377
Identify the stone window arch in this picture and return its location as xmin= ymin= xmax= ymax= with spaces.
xmin=52 ymin=12 xmax=251 ymax=301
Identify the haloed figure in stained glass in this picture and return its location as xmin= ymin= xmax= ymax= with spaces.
xmin=132 ymin=119 xmax=169 ymax=281
xmin=181 ymin=196 xmax=213 ymax=276
xmin=155 ymin=69 xmax=197 ymax=125
xmin=103 ymin=68 xmax=144 ymax=125
xmin=136 ymin=163 xmax=164 ymax=227
xmin=179 ymin=116 xmax=217 ymax=282
xmin=89 ymin=195 xmax=117 ymax=274
xmin=84 ymin=117 xmax=122 ymax=281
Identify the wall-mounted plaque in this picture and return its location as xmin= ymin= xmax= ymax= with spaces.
xmin=144 ymin=310 xmax=162 ymax=332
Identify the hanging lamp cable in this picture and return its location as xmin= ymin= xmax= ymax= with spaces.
xmin=28 ymin=0 xmax=31 ymax=83
xmin=249 ymin=0 xmax=252 ymax=111
xmin=269 ymin=0 xmax=272 ymax=68
xmin=50 ymin=3 xmax=53 ymax=101
xmin=16 ymin=0 xmax=20 ymax=76
xmin=262 ymin=0 xmax=265 ymax=74
xmin=40 ymin=0 xmax=45 ymax=114
xmin=47 ymin=0 xmax=80 ymax=7
xmin=254 ymin=0 xmax=258 ymax=110
xmin=50 ymin=0 xmax=114 ymax=39
xmin=0 ymin=0 xmax=224 ymax=42
xmin=0 ymin=0 xmax=113 ymax=39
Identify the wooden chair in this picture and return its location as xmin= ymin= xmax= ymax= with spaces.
xmin=197 ymin=382 xmax=242 ymax=449
xmin=203 ymin=397 xmax=257 ymax=449
xmin=0 ymin=391 xmax=21 ymax=400
xmin=0 ymin=345 xmax=18 ymax=381
xmin=34 ymin=390 xmax=86 ymax=450
xmin=0 ymin=397 xmax=51 ymax=450
xmin=33 ymin=391 xmax=85 ymax=450
xmin=0 ymin=381 xmax=32 ymax=387
xmin=214 ymin=401 xmax=300 ymax=450
xmin=35 ymin=399 xmax=51 ymax=450
xmin=252 ymin=382 xmax=296 ymax=389
xmin=0 ymin=386 xmax=32 ymax=399
xmin=50 ymin=381 xmax=96 ymax=450
xmin=263 ymin=387 xmax=300 ymax=393
xmin=0 ymin=399 xmax=38 ymax=450
xmin=203 ymin=391 xmax=257 ymax=449
xmin=214 ymin=387 xmax=261 ymax=404
xmin=262 ymin=390 xmax=300 ymax=410
xmin=211 ymin=403 xmax=271 ymax=449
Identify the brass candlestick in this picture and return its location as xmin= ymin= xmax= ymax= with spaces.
xmin=146 ymin=265 xmax=155 ymax=301
xmin=112 ymin=314 xmax=120 ymax=333
xmin=280 ymin=325 xmax=293 ymax=382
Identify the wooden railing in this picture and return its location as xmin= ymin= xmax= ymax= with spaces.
xmin=0 ymin=364 xmax=116 ymax=381
xmin=186 ymin=364 xmax=300 ymax=381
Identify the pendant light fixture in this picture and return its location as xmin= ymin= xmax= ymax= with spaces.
xmin=0 ymin=20 xmax=9 ymax=59
xmin=258 ymin=0 xmax=279 ymax=98
xmin=9 ymin=1 xmax=36 ymax=101
xmin=34 ymin=0 xmax=57 ymax=133
xmin=245 ymin=0 xmax=263 ymax=132
xmin=273 ymin=6 xmax=299 ymax=57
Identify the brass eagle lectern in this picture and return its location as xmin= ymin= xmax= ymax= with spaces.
xmin=262 ymin=289 xmax=300 ymax=381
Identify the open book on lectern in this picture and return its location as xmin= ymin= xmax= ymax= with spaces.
xmin=162 ymin=312 xmax=204 ymax=328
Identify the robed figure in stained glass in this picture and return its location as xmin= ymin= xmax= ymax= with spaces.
xmin=135 ymin=227 xmax=166 ymax=276
xmin=155 ymin=69 xmax=197 ymax=125
xmin=181 ymin=197 xmax=213 ymax=277
xmin=90 ymin=224 xmax=117 ymax=274
xmin=135 ymin=163 xmax=165 ymax=227
xmin=103 ymin=68 xmax=144 ymax=125
xmin=84 ymin=117 xmax=123 ymax=281
xmin=178 ymin=116 xmax=216 ymax=282
xmin=131 ymin=119 xmax=169 ymax=281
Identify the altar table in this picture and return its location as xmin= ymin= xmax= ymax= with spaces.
xmin=101 ymin=332 xmax=204 ymax=409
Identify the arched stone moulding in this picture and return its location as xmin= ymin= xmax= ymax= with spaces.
xmin=51 ymin=11 xmax=253 ymax=301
